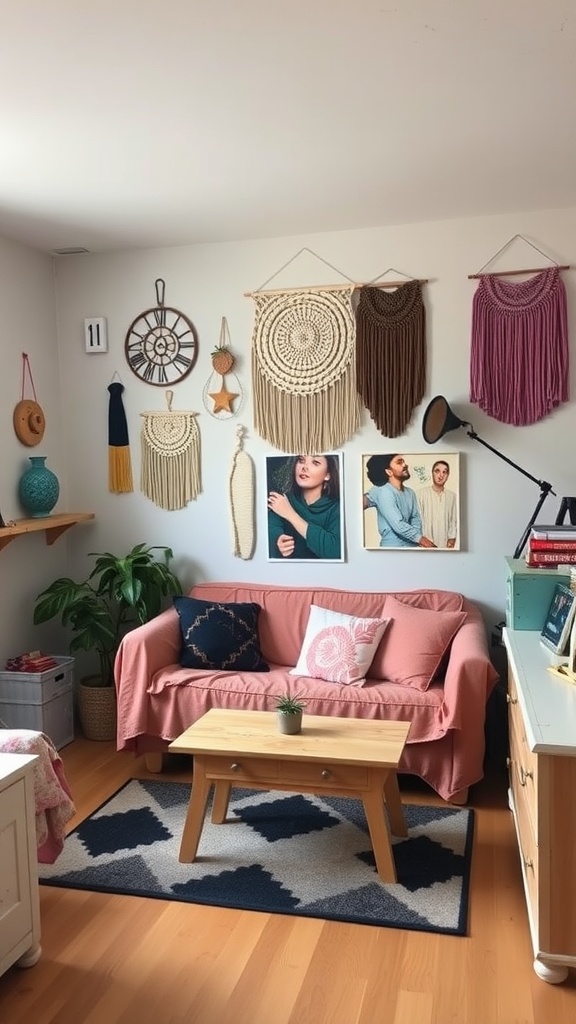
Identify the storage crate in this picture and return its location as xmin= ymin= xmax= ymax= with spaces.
xmin=0 ymin=656 xmax=74 ymax=750
xmin=505 ymin=558 xmax=571 ymax=631
xmin=0 ymin=692 xmax=74 ymax=750
xmin=0 ymin=656 xmax=74 ymax=704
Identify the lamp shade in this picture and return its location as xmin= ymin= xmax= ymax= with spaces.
xmin=422 ymin=396 xmax=469 ymax=444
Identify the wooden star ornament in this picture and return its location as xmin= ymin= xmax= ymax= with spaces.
xmin=208 ymin=383 xmax=239 ymax=414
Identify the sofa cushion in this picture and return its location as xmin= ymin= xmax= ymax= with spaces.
xmin=290 ymin=605 xmax=390 ymax=686
xmin=374 ymin=596 xmax=466 ymax=690
xmin=173 ymin=596 xmax=269 ymax=672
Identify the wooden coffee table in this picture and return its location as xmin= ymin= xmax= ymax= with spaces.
xmin=169 ymin=709 xmax=410 ymax=883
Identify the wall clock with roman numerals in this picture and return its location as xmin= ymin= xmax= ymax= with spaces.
xmin=124 ymin=278 xmax=198 ymax=386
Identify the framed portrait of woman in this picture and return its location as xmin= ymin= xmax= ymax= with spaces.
xmin=362 ymin=451 xmax=461 ymax=551
xmin=266 ymin=452 xmax=344 ymax=562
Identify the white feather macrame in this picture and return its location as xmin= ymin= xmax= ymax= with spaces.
xmin=229 ymin=425 xmax=255 ymax=559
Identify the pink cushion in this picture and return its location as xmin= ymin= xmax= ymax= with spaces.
xmin=290 ymin=605 xmax=390 ymax=686
xmin=374 ymin=596 xmax=466 ymax=690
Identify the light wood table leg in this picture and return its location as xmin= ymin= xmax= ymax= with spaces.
xmin=178 ymin=757 xmax=212 ymax=862
xmin=362 ymin=782 xmax=397 ymax=883
xmin=211 ymin=781 xmax=232 ymax=824
xmin=383 ymin=770 xmax=408 ymax=837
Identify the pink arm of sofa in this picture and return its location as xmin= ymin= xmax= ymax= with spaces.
xmin=114 ymin=607 xmax=181 ymax=751
xmin=441 ymin=605 xmax=498 ymax=733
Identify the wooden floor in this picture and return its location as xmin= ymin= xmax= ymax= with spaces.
xmin=1 ymin=739 xmax=575 ymax=1024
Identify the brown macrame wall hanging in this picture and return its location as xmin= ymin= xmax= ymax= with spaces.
xmin=140 ymin=391 xmax=201 ymax=510
xmin=355 ymin=280 xmax=426 ymax=438
xmin=250 ymin=287 xmax=360 ymax=453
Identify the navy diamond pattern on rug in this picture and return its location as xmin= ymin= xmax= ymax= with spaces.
xmin=52 ymin=854 xmax=164 ymax=895
xmin=172 ymin=863 xmax=299 ymax=911
xmin=357 ymin=835 xmax=465 ymax=891
xmin=234 ymin=793 xmax=340 ymax=842
xmin=77 ymin=806 xmax=172 ymax=857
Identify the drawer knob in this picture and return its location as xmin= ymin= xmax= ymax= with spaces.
xmin=321 ymin=769 xmax=332 ymax=779
xmin=506 ymin=693 xmax=518 ymax=705
xmin=506 ymin=756 xmax=511 ymax=768
xmin=519 ymin=766 xmax=533 ymax=786
xmin=524 ymin=857 xmax=534 ymax=871
xmin=230 ymin=762 xmax=241 ymax=772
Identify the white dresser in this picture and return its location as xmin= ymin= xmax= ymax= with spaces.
xmin=0 ymin=753 xmax=42 ymax=977
xmin=503 ymin=629 xmax=576 ymax=984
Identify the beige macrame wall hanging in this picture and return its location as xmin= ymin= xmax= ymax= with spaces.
xmin=229 ymin=425 xmax=255 ymax=559
xmin=140 ymin=390 xmax=201 ymax=510
xmin=249 ymin=287 xmax=360 ymax=453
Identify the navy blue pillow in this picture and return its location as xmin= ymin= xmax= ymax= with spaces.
xmin=173 ymin=596 xmax=269 ymax=672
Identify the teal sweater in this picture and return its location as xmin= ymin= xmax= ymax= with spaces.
xmin=268 ymin=492 xmax=341 ymax=559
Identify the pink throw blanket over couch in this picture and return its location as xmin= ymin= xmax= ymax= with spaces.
xmin=114 ymin=582 xmax=498 ymax=802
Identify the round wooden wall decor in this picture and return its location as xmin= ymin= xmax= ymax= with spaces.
xmin=13 ymin=399 xmax=46 ymax=446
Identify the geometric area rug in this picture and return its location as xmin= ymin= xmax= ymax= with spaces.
xmin=38 ymin=779 xmax=474 ymax=936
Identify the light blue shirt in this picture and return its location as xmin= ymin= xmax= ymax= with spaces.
xmin=365 ymin=484 xmax=423 ymax=547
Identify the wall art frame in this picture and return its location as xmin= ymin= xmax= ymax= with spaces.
xmin=362 ymin=451 xmax=461 ymax=551
xmin=266 ymin=452 xmax=344 ymax=562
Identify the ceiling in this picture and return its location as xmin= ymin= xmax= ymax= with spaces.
xmin=1 ymin=1 xmax=575 ymax=255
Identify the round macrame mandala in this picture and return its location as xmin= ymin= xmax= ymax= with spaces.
xmin=252 ymin=288 xmax=354 ymax=395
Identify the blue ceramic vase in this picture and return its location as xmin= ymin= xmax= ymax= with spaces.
xmin=18 ymin=456 xmax=60 ymax=518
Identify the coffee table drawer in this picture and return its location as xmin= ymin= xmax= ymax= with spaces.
xmin=202 ymin=755 xmax=279 ymax=782
xmin=280 ymin=760 xmax=369 ymax=789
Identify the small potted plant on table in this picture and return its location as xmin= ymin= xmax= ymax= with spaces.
xmin=275 ymin=695 xmax=306 ymax=735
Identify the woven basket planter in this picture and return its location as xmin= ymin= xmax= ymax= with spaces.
xmin=78 ymin=677 xmax=117 ymax=742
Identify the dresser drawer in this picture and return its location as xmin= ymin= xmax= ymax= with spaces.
xmin=202 ymin=756 xmax=279 ymax=783
xmin=508 ymin=696 xmax=538 ymax=840
xmin=280 ymin=760 xmax=369 ymax=789
xmin=511 ymin=777 xmax=539 ymax=932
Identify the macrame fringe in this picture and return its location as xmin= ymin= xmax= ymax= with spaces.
xmin=470 ymin=268 xmax=568 ymax=426
xmin=356 ymin=283 xmax=426 ymax=438
xmin=108 ymin=446 xmax=133 ymax=494
xmin=252 ymin=356 xmax=360 ymax=453
xmin=141 ymin=438 xmax=201 ymax=510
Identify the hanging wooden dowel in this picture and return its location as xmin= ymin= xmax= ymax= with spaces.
xmin=244 ymin=279 xmax=428 ymax=297
xmin=468 ymin=265 xmax=570 ymax=280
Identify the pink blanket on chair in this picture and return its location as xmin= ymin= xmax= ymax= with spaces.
xmin=0 ymin=729 xmax=75 ymax=863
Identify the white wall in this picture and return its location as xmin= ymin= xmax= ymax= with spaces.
xmin=27 ymin=204 xmax=576 ymax=658
xmin=0 ymin=235 xmax=69 ymax=672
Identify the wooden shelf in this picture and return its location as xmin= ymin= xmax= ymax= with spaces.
xmin=0 ymin=513 xmax=95 ymax=552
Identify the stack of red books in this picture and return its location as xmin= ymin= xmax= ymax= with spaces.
xmin=4 ymin=651 xmax=58 ymax=673
xmin=526 ymin=524 xmax=576 ymax=568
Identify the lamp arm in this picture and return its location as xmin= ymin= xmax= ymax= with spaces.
xmin=466 ymin=429 xmax=555 ymax=495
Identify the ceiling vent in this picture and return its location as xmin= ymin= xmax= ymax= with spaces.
xmin=52 ymin=247 xmax=90 ymax=255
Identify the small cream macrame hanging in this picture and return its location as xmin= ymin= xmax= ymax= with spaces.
xmin=140 ymin=390 xmax=201 ymax=510
xmin=250 ymin=287 xmax=360 ymax=453
xmin=228 ymin=425 xmax=255 ymax=559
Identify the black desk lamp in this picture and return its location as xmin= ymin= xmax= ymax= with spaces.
xmin=422 ymin=396 xmax=556 ymax=560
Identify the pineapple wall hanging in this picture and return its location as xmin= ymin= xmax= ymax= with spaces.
xmin=202 ymin=316 xmax=244 ymax=418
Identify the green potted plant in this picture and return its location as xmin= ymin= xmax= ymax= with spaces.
xmin=33 ymin=543 xmax=182 ymax=741
xmin=275 ymin=694 xmax=306 ymax=735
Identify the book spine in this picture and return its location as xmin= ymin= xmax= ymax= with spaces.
xmin=527 ymin=553 xmax=576 ymax=565
xmin=529 ymin=540 xmax=576 ymax=551
xmin=531 ymin=530 xmax=576 ymax=541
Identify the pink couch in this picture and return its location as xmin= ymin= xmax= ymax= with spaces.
xmin=114 ymin=581 xmax=497 ymax=802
